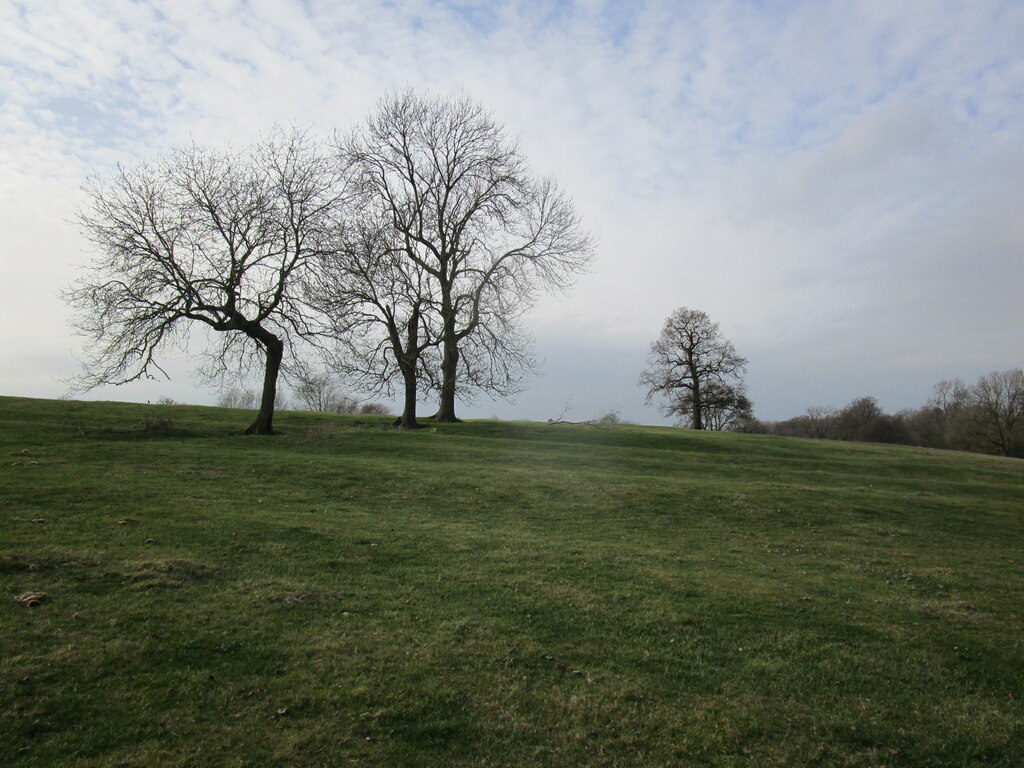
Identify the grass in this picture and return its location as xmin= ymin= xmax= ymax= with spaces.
xmin=1 ymin=395 xmax=1022 ymax=766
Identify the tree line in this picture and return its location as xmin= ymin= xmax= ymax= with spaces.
xmin=67 ymin=87 xmax=1016 ymax=454
xmin=745 ymin=371 xmax=1024 ymax=458
xmin=640 ymin=307 xmax=1021 ymax=459
xmin=65 ymin=91 xmax=592 ymax=434
xmin=215 ymin=377 xmax=390 ymax=416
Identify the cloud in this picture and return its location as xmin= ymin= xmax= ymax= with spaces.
xmin=1 ymin=0 xmax=1022 ymax=423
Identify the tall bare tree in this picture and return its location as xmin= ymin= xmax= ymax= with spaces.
xmin=970 ymin=369 xmax=1024 ymax=457
xmin=307 ymin=213 xmax=438 ymax=428
xmin=340 ymin=91 xmax=592 ymax=422
xmin=640 ymin=307 xmax=749 ymax=430
xmin=67 ymin=128 xmax=344 ymax=434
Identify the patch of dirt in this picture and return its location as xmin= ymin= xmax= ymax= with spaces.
xmin=267 ymin=586 xmax=342 ymax=606
xmin=13 ymin=591 xmax=48 ymax=607
xmin=112 ymin=559 xmax=219 ymax=592
xmin=0 ymin=554 xmax=61 ymax=574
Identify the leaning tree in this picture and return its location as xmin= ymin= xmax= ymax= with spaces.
xmin=340 ymin=91 xmax=592 ymax=422
xmin=66 ymin=128 xmax=345 ymax=434
xmin=640 ymin=307 xmax=749 ymax=430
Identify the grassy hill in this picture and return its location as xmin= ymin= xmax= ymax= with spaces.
xmin=2 ymin=396 xmax=1022 ymax=766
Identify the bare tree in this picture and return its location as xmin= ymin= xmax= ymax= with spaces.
xmin=66 ymin=129 xmax=344 ymax=434
xmin=640 ymin=307 xmax=748 ymax=430
xmin=931 ymin=378 xmax=969 ymax=416
xmin=659 ymin=379 xmax=751 ymax=431
xmin=803 ymin=406 xmax=838 ymax=439
xmin=218 ymin=386 xmax=258 ymax=409
xmin=340 ymin=91 xmax=592 ymax=422
xmin=701 ymin=381 xmax=754 ymax=431
xmin=970 ymin=369 xmax=1024 ymax=457
xmin=307 ymin=213 xmax=439 ymax=428
xmin=289 ymin=361 xmax=358 ymax=414
xmin=920 ymin=378 xmax=971 ymax=449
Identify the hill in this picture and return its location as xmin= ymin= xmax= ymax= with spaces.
xmin=2 ymin=396 xmax=1022 ymax=766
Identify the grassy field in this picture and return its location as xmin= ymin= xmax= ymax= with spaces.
xmin=1 ymin=395 xmax=1022 ymax=767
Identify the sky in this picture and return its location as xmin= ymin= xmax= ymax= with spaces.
xmin=1 ymin=0 xmax=1022 ymax=425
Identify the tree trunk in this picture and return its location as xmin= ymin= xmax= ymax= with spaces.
xmin=691 ymin=399 xmax=704 ymax=430
xmin=689 ymin=363 xmax=704 ymax=430
xmin=244 ymin=332 xmax=284 ymax=435
xmin=435 ymin=332 xmax=461 ymax=423
xmin=394 ymin=307 xmax=421 ymax=429
xmin=396 ymin=365 xmax=419 ymax=429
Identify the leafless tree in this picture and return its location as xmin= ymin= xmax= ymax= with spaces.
xmin=803 ymin=406 xmax=838 ymax=439
xmin=970 ymin=369 xmax=1024 ymax=457
xmin=216 ymin=385 xmax=289 ymax=411
xmin=218 ymin=386 xmax=258 ymax=409
xmin=919 ymin=378 xmax=972 ymax=449
xmin=640 ymin=307 xmax=748 ymax=430
xmin=66 ymin=128 xmax=345 ymax=434
xmin=289 ymin=361 xmax=358 ymax=414
xmin=307 ymin=213 xmax=439 ymax=428
xmin=701 ymin=381 xmax=754 ymax=431
xmin=658 ymin=379 xmax=751 ymax=431
xmin=931 ymin=378 xmax=969 ymax=416
xmin=340 ymin=90 xmax=592 ymax=422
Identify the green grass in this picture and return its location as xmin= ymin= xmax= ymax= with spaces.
xmin=2 ymin=395 xmax=1022 ymax=766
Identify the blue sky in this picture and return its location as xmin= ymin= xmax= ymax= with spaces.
xmin=1 ymin=0 xmax=1022 ymax=423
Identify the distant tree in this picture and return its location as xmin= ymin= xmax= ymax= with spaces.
xmin=834 ymin=396 xmax=884 ymax=441
xmin=289 ymin=361 xmax=358 ymax=414
xmin=218 ymin=386 xmax=257 ymax=409
xmin=593 ymin=410 xmax=625 ymax=425
xmin=900 ymin=406 xmax=939 ymax=448
xmin=699 ymin=381 xmax=754 ymax=431
xmin=969 ymin=369 xmax=1024 ymax=457
xmin=766 ymin=415 xmax=808 ymax=438
xmin=357 ymin=402 xmax=392 ymax=416
xmin=67 ymin=128 xmax=344 ymax=434
xmin=640 ymin=307 xmax=749 ymax=430
xmin=859 ymin=412 xmax=913 ymax=445
xmin=734 ymin=417 xmax=770 ymax=434
xmin=803 ymin=406 xmax=838 ymax=439
xmin=291 ymin=364 xmax=340 ymax=412
xmin=930 ymin=378 xmax=972 ymax=448
xmin=931 ymin=378 xmax=969 ymax=417
xmin=274 ymin=389 xmax=290 ymax=412
xmin=216 ymin=385 xmax=289 ymax=411
xmin=340 ymin=91 xmax=592 ymax=422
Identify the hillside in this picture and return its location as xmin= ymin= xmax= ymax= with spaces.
xmin=2 ymin=396 xmax=1022 ymax=766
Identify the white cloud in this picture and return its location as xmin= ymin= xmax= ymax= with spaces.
xmin=1 ymin=0 xmax=1022 ymax=422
